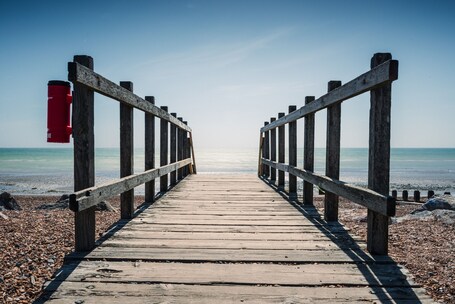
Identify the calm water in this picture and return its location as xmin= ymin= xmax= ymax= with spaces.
xmin=0 ymin=147 xmax=454 ymax=195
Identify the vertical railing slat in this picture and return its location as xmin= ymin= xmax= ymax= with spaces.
xmin=170 ymin=113 xmax=177 ymax=186
xmin=73 ymin=55 xmax=95 ymax=252
xmin=160 ymin=106 xmax=169 ymax=192
xmin=303 ymin=96 xmax=315 ymax=205
xmin=367 ymin=53 xmax=393 ymax=255
xmin=177 ymin=117 xmax=184 ymax=180
xmin=288 ymin=105 xmax=297 ymax=199
xmin=263 ymin=122 xmax=270 ymax=178
xmin=120 ymin=81 xmax=134 ymax=219
xmin=277 ymin=112 xmax=285 ymax=190
xmin=270 ymin=117 xmax=277 ymax=182
xmin=144 ymin=96 xmax=155 ymax=203
xmin=324 ymin=81 xmax=342 ymax=221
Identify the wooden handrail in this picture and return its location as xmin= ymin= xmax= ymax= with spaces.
xmin=68 ymin=61 xmax=191 ymax=132
xmin=261 ymin=59 xmax=398 ymax=132
xmin=258 ymin=53 xmax=398 ymax=255
xmin=68 ymin=55 xmax=196 ymax=251
xmin=70 ymin=158 xmax=192 ymax=212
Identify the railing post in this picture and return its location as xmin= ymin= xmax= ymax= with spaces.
xmin=288 ymin=105 xmax=297 ymax=199
xmin=367 ymin=53 xmax=393 ymax=255
xmin=72 ymin=55 xmax=95 ymax=252
xmin=189 ymin=132 xmax=197 ymax=174
xmin=177 ymin=117 xmax=184 ymax=180
xmin=303 ymin=96 xmax=315 ymax=205
xmin=325 ymin=81 xmax=342 ymax=221
xmin=263 ymin=122 xmax=270 ymax=178
xmin=277 ymin=112 xmax=285 ymax=190
xmin=270 ymin=117 xmax=277 ymax=182
xmin=170 ymin=113 xmax=177 ymax=185
xmin=120 ymin=81 xmax=134 ymax=219
xmin=160 ymin=106 xmax=169 ymax=192
xmin=183 ymin=121 xmax=189 ymax=176
xmin=144 ymin=96 xmax=155 ymax=203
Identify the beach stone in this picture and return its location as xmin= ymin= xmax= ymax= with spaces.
xmin=0 ymin=212 xmax=8 ymax=220
xmin=0 ymin=192 xmax=21 ymax=211
xmin=423 ymin=195 xmax=455 ymax=211
xmin=432 ymin=209 xmax=455 ymax=225
xmin=96 ymin=201 xmax=116 ymax=212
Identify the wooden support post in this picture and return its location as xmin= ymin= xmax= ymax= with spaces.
xmin=325 ymin=81 xmax=342 ymax=221
xmin=72 ymin=55 xmax=95 ymax=252
xmin=288 ymin=105 xmax=297 ymax=198
xmin=402 ymin=190 xmax=408 ymax=201
xmin=277 ymin=112 xmax=285 ymax=190
xmin=144 ymin=96 xmax=155 ymax=203
xmin=270 ymin=118 xmax=277 ymax=182
xmin=183 ymin=121 xmax=189 ymax=177
xmin=367 ymin=53 xmax=393 ymax=255
xmin=427 ymin=190 xmax=434 ymax=198
xmin=414 ymin=190 xmax=420 ymax=202
xmin=177 ymin=117 xmax=184 ymax=180
xmin=120 ymin=81 xmax=134 ymax=219
xmin=391 ymin=190 xmax=397 ymax=199
xmin=303 ymin=96 xmax=315 ymax=205
xmin=257 ymin=133 xmax=264 ymax=176
xmin=170 ymin=113 xmax=177 ymax=186
xmin=160 ymin=106 xmax=169 ymax=192
xmin=189 ymin=132 xmax=197 ymax=174
xmin=263 ymin=122 xmax=270 ymax=178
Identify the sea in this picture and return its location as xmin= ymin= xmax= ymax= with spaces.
xmin=0 ymin=148 xmax=454 ymax=196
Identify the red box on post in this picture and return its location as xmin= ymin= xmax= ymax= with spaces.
xmin=47 ymin=80 xmax=72 ymax=143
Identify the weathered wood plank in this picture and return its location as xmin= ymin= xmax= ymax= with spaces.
xmin=288 ymin=105 xmax=297 ymax=197
xmin=277 ymin=112 xmax=285 ymax=189
xmin=262 ymin=159 xmax=395 ymax=216
xmin=170 ymin=113 xmax=177 ymax=185
xmin=325 ymin=80 xmax=342 ymax=221
xmin=270 ymin=117 xmax=277 ymax=181
xmin=69 ymin=159 xmax=192 ymax=212
xmin=41 ymin=282 xmax=434 ymax=304
xmin=72 ymin=55 xmax=96 ymax=252
xmin=52 ymin=261 xmax=417 ymax=287
xmin=144 ymin=96 xmax=155 ymax=203
xmin=119 ymin=81 xmax=134 ymax=219
xmin=303 ymin=96 xmax=315 ymax=205
xmin=68 ymin=61 xmax=191 ymax=131
xmin=261 ymin=59 xmax=399 ymax=132
xmin=367 ymin=53 xmax=394 ymax=255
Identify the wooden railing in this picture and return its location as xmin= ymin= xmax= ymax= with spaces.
xmin=258 ymin=53 xmax=398 ymax=255
xmin=67 ymin=55 xmax=196 ymax=251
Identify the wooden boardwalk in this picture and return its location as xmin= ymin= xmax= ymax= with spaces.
xmin=40 ymin=174 xmax=433 ymax=303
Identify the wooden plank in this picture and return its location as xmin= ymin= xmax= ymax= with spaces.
xmin=99 ymin=238 xmax=363 ymax=250
xmin=262 ymin=121 xmax=269 ymax=177
xmin=177 ymin=117 xmax=184 ymax=180
xmin=189 ymin=132 xmax=197 ymax=174
xmin=325 ymin=80 xmax=342 ymax=221
xmin=269 ymin=117 xmax=277 ymax=181
xmin=51 ymin=261 xmax=417 ymax=287
xmin=69 ymin=159 xmax=192 ymax=212
xmin=277 ymin=112 xmax=285 ymax=189
xmin=68 ymin=247 xmax=390 ymax=264
xmin=42 ymin=283 xmax=434 ymax=304
xmin=261 ymin=59 xmax=399 ymax=132
xmin=262 ymin=159 xmax=395 ymax=216
xmin=72 ymin=55 xmax=96 ymax=252
xmin=144 ymin=96 xmax=155 ymax=203
xmin=68 ymin=61 xmax=191 ymax=131
xmin=119 ymin=81 xmax=134 ymax=219
xmin=288 ymin=105 xmax=297 ymax=197
xmin=169 ymin=113 xmax=177 ymax=185
xmin=105 ymin=231 xmax=363 ymax=241
xmin=367 ymin=53 xmax=394 ymax=255
xmin=160 ymin=106 xmax=169 ymax=192
xmin=303 ymin=96 xmax=315 ymax=205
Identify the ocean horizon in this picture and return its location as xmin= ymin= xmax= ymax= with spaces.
xmin=0 ymin=147 xmax=454 ymax=196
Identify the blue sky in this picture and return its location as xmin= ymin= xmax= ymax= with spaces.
xmin=0 ymin=0 xmax=454 ymax=149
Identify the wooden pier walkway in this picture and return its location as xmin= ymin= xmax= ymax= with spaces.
xmin=40 ymin=174 xmax=433 ymax=303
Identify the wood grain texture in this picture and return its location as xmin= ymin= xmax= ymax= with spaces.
xmin=71 ymin=55 xmax=96 ymax=252
xmin=277 ymin=112 xmax=285 ymax=189
xmin=43 ymin=174 xmax=429 ymax=303
xmin=119 ymin=81 xmax=134 ymax=219
xmin=261 ymin=59 xmax=398 ymax=132
xmin=288 ymin=106 xmax=297 ymax=197
xmin=68 ymin=61 xmax=191 ymax=132
xmin=144 ymin=96 xmax=155 ymax=203
xmin=160 ymin=106 xmax=169 ymax=192
xmin=270 ymin=117 xmax=277 ymax=181
xmin=303 ymin=96 xmax=315 ymax=205
xmin=170 ymin=113 xmax=177 ymax=185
